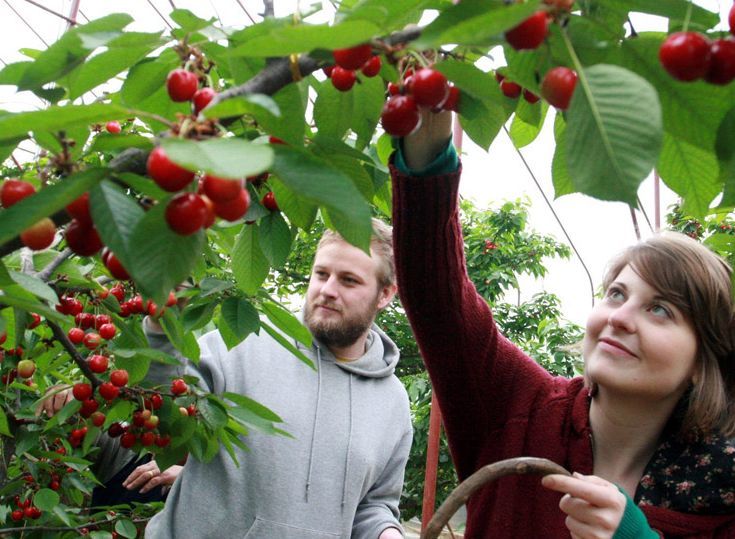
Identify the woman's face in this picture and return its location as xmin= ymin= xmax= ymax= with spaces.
xmin=583 ymin=264 xmax=698 ymax=403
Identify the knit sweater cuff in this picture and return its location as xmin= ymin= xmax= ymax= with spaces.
xmin=394 ymin=137 xmax=458 ymax=176
xmin=613 ymin=489 xmax=659 ymax=539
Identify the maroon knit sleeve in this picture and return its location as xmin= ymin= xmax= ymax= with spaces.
xmin=391 ymin=162 xmax=555 ymax=478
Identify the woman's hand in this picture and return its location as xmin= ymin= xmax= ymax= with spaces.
xmin=542 ymin=472 xmax=627 ymax=539
xmin=35 ymin=384 xmax=73 ymax=417
xmin=122 ymin=461 xmax=182 ymax=494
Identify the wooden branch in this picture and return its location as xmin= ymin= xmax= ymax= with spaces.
xmin=422 ymin=457 xmax=570 ymax=539
xmin=46 ymin=319 xmax=101 ymax=387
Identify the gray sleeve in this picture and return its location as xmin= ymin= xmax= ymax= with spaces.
xmin=90 ymin=432 xmax=135 ymax=485
xmin=142 ymin=317 xmax=186 ymax=386
xmin=351 ymin=423 xmax=413 ymax=539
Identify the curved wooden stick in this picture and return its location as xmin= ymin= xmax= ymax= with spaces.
xmin=421 ymin=457 xmax=570 ymax=539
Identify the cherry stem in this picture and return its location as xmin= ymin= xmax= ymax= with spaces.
xmin=682 ymin=1 xmax=693 ymax=33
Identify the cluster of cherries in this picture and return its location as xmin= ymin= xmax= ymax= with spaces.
xmin=324 ymin=44 xmax=382 ymax=91
xmin=659 ymin=5 xmax=735 ymax=84
xmin=10 ymin=497 xmax=42 ymax=523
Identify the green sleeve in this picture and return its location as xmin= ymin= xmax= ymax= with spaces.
xmin=612 ymin=488 xmax=659 ymax=539
xmin=393 ymin=137 xmax=459 ymax=176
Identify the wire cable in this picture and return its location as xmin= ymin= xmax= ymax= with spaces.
xmin=146 ymin=0 xmax=174 ymax=30
xmin=502 ymin=125 xmax=596 ymax=307
xmin=23 ymin=0 xmax=77 ymax=24
xmin=232 ymin=0 xmax=256 ymax=23
xmin=635 ymin=195 xmax=654 ymax=233
xmin=4 ymin=0 xmax=49 ymax=46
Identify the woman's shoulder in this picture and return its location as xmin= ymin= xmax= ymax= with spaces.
xmin=638 ymin=432 xmax=735 ymax=515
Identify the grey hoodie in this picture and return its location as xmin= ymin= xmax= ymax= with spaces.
xmin=144 ymin=321 xmax=412 ymax=539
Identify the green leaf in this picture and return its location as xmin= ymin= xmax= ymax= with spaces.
xmin=255 ymin=83 xmax=306 ymax=147
xmin=350 ymin=75 xmax=385 ymax=150
xmin=219 ymin=297 xmax=260 ymax=346
xmin=657 ymin=133 xmax=719 ymax=218
xmin=270 ymin=179 xmax=318 ymax=231
xmin=261 ymin=321 xmax=314 ymax=370
xmin=258 ymin=213 xmax=292 ymax=268
xmin=717 ymin=109 xmax=735 ymax=209
xmin=88 ymin=134 xmax=154 ymax=155
xmin=260 ymin=301 xmax=311 ymax=347
xmin=509 ymin=100 xmax=547 ymax=149
xmin=160 ymin=309 xmax=201 ymax=363
xmin=113 ymin=352 xmax=152 ymax=386
xmin=565 ymin=64 xmax=662 ymax=205
xmin=0 ymin=408 xmax=11 ymax=437
xmin=231 ymin=21 xmax=381 ymax=57
xmin=161 ymin=138 xmax=273 ymax=179
xmin=16 ymin=14 xmax=133 ymax=91
xmin=33 ymin=488 xmax=60 ymax=511
xmin=89 ymin=179 xmax=145 ymax=275
xmin=7 ymin=271 xmax=58 ymax=304
xmin=551 ymin=114 xmax=574 ymax=198
xmin=199 ymin=397 xmax=228 ymax=430
xmin=231 ymin=225 xmax=270 ymax=295
xmin=120 ymin=57 xmax=172 ymax=107
xmin=103 ymin=400 xmax=135 ymax=426
xmin=271 ymin=145 xmax=372 ymax=251
xmin=604 ymin=0 xmax=718 ymax=29
xmin=115 ymin=518 xmax=138 ymax=539
xmin=127 ymin=203 xmax=206 ymax=305
xmin=223 ymin=392 xmax=283 ymax=422
xmin=341 ymin=0 xmax=434 ymax=30
xmin=170 ymin=9 xmax=216 ymax=32
xmin=203 ymin=94 xmax=281 ymax=122
xmin=314 ymin=80 xmax=353 ymax=141
xmin=0 ymin=168 xmax=105 ymax=246
xmin=182 ymin=302 xmax=218 ymax=333
xmin=62 ymin=33 xmax=164 ymax=99
xmin=53 ymin=505 xmax=73 ymax=527
xmin=416 ymin=0 xmax=539 ymax=49
xmin=0 ymin=104 xmax=131 ymax=144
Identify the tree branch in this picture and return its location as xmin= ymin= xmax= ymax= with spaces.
xmin=46 ymin=320 xmax=101 ymax=387
xmin=36 ymin=248 xmax=73 ymax=282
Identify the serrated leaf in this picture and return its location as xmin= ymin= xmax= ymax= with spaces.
xmin=203 ymin=94 xmax=280 ymax=122
xmin=162 ymin=138 xmax=273 ymax=179
xmin=32 ymin=488 xmax=60 ymax=511
xmin=657 ymin=133 xmax=719 ymax=219
xmin=8 ymin=271 xmax=58 ymax=304
xmin=88 ymin=134 xmax=154 ymax=155
xmin=231 ymin=21 xmax=381 ymax=57
xmin=0 ymin=408 xmax=11 ymax=437
xmin=566 ymin=64 xmax=662 ymax=205
xmin=551 ymin=114 xmax=574 ymax=198
xmin=53 ymin=505 xmax=73 ymax=526
xmin=127 ymin=202 xmax=205 ymax=304
xmin=258 ymin=213 xmax=292 ymax=268
xmin=89 ymin=179 xmax=145 ymax=275
xmin=199 ymin=397 xmax=228 ymax=429
xmin=255 ymin=83 xmax=306 ymax=147
xmin=170 ymin=9 xmax=216 ymax=32
xmin=341 ymin=0 xmax=434 ymax=29
xmin=232 ymin=225 xmax=270 ymax=295
xmin=0 ymin=168 xmax=105 ymax=246
xmin=223 ymin=392 xmax=283 ymax=422
xmin=0 ymin=104 xmax=130 ymax=144
xmin=182 ymin=302 xmax=218 ymax=333
xmin=260 ymin=301 xmax=311 ymax=347
xmin=220 ymin=297 xmax=260 ymax=345
xmin=115 ymin=518 xmax=138 ymax=539
xmin=270 ymin=179 xmax=318 ymax=230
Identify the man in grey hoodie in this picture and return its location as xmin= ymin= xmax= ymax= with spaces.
xmin=144 ymin=219 xmax=412 ymax=539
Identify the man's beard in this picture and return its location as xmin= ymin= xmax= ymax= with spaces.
xmin=304 ymin=297 xmax=379 ymax=350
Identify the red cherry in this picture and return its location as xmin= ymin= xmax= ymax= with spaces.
xmin=110 ymin=369 xmax=128 ymax=387
xmin=171 ymin=378 xmax=188 ymax=395
xmin=66 ymin=193 xmax=92 ymax=225
xmin=120 ymin=432 xmax=136 ymax=448
xmin=730 ymin=3 xmax=735 ymax=36
xmin=166 ymin=69 xmax=199 ymax=102
xmin=268 ymin=136 xmax=285 ymax=145
xmin=99 ymin=323 xmax=116 ymax=340
xmin=505 ymin=11 xmax=549 ymax=50
xmin=68 ymin=327 xmax=85 ymax=344
xmin=322 ymin=65 xmax=334 ymax=78
xmin=65 ymin=219 xmax=102 ymax=256
xmin=130 ymin=295 xmax=144 ymax=314
xmin=261 ymin=191 xmax=279 ymax=211
xmin=108 ymin=422 xmax=124 ymax=437
xmin=49 ymin=480 xmax=61 ymax=491
xmin=331 ymin=67 xmax=357 ymax=91
xmin=98 ymin=382 xmax=119 ymax=401
xmin=199 ymin=195 xmax=216 ymax=228
xmin=106 ymin=121 xmax=121 ymax=134
xmin=76 ymin=312 xmax=94 ymax=329
xmin=140 ymin=431 xmax=155 ymax=446
xmin=27 ymin=312 xmax=41 ymax=329
xmin=104 ymin=252 xmax=130 ymax=281
xmin=360 ymin=56 xmax=381 ymax=77
xmin=20 ymin=218 xmax=56 ymax=250
xmin=380 ymin=95 xmax=421 ymax=137
xmin=94 ymin=314 xmax=112 ymax=329
xmin=72 ymin=383 xmax=93 ymax=401
xmin=202 ymin=175 xmax=243 ymax=203
xmin=1 ymin=179 xmax=35 ymax=208
xmin=705 ymin=38 xmax=735 ymax=85
xmin=193 ymin=87 xmax=217 ymax=115
xmin=659 ymin=31 xmax=712 ymax=81
xmin=90 ymin=411 xmax=106 ymax=427
xmin=166 ymin=193 xmax=208 ymax=235
xmin=523 ymin=89 xmax=540 ymax=103
xmin=332 ymin=44 xmax=373 ymax=70
xmin=187 ymin=404 xmax=197 ymax=416
xmin=213 ymin=189 xmax=251 ymax=221
xmin=500 ymin=79 xmax=522 ymax=98
xmin=151 ymin=393 xmax=164 ymax=409
xmin=155 ymin=434 xmax=171 ymax=447
xmin=442 ymin=86 xmax=461 ymax=112
xmin=83 ymin=332 xmax=101 ymax=350
xmin=495 ymin=71 xmax=505 ymax=84
xmin=11 ymin=509 xmax=23 ymax=522
xmin=110 ymin=284 xmax=125 ymax=302
xmin=88 ymin=354 xmax=109 ymax=373
xmin=387 ymin=82 xmax=400 ymax=96
xmin=17 ymin=359 xmax=35 ymax=379
xmin=541 ymin=66 xmax=578 ymax=110
xmin=410 ymin=68 xmax=450 ymax=108
xmin=147 ymin=147 xmax=196 ymax=192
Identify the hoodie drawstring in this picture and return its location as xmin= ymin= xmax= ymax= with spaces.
xmin=341 ymin=374 xmax=353 ymax=510
xmin=305 ymin=346 xmax=323 ymax=502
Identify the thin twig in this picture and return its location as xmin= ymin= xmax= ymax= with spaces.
xmin=36 ymin=249 xmax=73 ymax=282
xmin=23 ymin=0 xmax=77 ymax=24
xmin=233 ymin=0 xmax=256 ymax=23
xmin=4 ymin=0 xmax=49 ymax=46
xmin=46 ymin=320 xmax=101 ymax=387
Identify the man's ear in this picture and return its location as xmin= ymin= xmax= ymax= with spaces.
xmin=377 ymin=283 xmax=398 ymax=310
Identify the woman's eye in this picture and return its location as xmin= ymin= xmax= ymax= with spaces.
xmin=650 ymin=304 xmax=672 ymax=319
xmin=606 ymin=288 xmax=624 ymax=301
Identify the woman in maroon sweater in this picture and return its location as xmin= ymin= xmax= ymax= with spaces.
xmin=391 ymin=110 xmax=735 ymax=538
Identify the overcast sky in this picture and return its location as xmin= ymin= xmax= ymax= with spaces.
xmin=0 ymin=0 xmax=729 ymax=325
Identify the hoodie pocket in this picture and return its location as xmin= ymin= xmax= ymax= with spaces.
xmin=242 ymin=517 xmax=341 ymax=539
